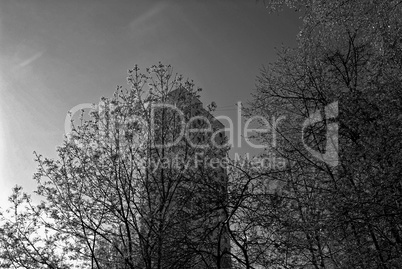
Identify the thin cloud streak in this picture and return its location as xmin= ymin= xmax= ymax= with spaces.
xmin=128 ymin=2 xmax=168 ymax=30
xmin=16 ymin=51 xmax=44 ymax=69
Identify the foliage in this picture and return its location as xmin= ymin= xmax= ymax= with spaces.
xmin=2 ymin=1 xmax=402 ymax=268
xmin=244 ymin=0 xmax=402 ymax=268
xmin=0 ymin=63 xmax=231 ymax=269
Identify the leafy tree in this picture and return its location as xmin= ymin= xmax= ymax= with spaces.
xmin=243 ymin=0 xmax=402 ymax=268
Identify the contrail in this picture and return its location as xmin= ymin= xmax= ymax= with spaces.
xmin=18 ymin=51 xmax=44 ymax=68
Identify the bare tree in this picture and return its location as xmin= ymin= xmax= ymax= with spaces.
xmin=0 ymin=63 xmax=232 ymax=269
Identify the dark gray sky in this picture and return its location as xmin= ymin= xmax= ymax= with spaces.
xmin=0 ymin=0 xmax=301 ymax=206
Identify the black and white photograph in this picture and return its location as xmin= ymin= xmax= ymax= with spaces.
xmin=0 ymin=0 xmax=401 ymax=268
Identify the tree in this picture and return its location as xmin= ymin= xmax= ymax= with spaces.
xmin=242 ymin=0 xmax=402 ymax=268
xmin=0 ymin=63 xmax=232 ymax=269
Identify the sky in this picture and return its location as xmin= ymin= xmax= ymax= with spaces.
xmin=0 ymin=0 xmax=301 ymax=208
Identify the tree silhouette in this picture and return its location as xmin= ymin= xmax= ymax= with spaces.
xmin=0 ymin=63 xmax=232 ymax=269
